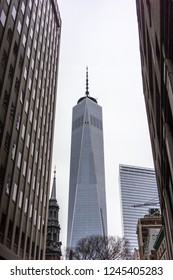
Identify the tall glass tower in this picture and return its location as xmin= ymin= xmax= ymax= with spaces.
xmin=67 ymin=69 xmax=108 ymax=249
xmin=119 ymin=164 xmax=160 ymax=257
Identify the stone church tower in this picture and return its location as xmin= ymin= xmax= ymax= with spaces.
xmin=45 ymin=170 xmax=62 ymax=259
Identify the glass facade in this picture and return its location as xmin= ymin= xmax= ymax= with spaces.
xmin=67 ymin=97 xmax=108 ymax=248
xmin=119 ymin=164 xmax=160 ymax=256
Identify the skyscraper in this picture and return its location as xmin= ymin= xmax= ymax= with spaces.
xmin=0 ymin=0 xmax=61 ymax=259
xmin=67 ymin=69 xmax=108 ymax=249
xmin=119 ymin=164 xmax=160 ymax=257
xmin=136 ymin=0 xmax=173 ymax=259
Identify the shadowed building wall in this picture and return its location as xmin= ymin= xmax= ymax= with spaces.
xmin=0 ymin=0 xmax=61 ymax=259
xmin=136 ymin=0 xmax=173 ymax=259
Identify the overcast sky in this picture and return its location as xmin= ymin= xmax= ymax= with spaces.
xmin=52 ymin=0 xmax=154 ymax=251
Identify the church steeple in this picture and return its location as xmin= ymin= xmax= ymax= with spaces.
xmin=51 ymin=167 xmax=56 ymax=200
xmin=45 ymin=168 xmax=62 ymax=260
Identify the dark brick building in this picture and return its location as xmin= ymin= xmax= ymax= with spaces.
xmin=0 ymin=0 xmax=61 ymax=259
xmin=136 ymin=0 xmax=173 ymax=259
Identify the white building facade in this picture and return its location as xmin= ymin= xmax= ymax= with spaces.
xmin=119 ymin=164 xmax=160 ymax=256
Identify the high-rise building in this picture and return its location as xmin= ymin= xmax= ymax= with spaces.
xmin=0 ymin=0 xmax=61 ymax=259
xmin=136 ymin=0 xmax=173 ymax=259
xmin=67 ymin=69 xmax=108 ymax=249
xmin=46 ymin=169 xmax=62 ymax=260
xmin=119 ymin=164 xmax=160 ymax=257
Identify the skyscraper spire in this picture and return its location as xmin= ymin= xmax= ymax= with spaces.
xmin=86 ymin=66 xmax=89 ymax=97
xmin=51 ymin=166 xmax=56 ymax=199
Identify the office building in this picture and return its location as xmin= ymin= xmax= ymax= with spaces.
xmin=136 ymin=209 xmax=162 ymax=260
xmin=0 ymin=0 xmax=61 ymax=259
xmin=119 ymin=164 xmax=160 ymax=257
xmin=46 ymin=170 xmax=62 ymax=260
xmin=136 ymin=0 xmax=173 ymax=259
xmin=67 ymin=69 xmax=108 ymax=249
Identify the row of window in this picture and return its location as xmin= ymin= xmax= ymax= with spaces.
xmin=72 ymin=114 xmax=103 ymax=130
xmin=0 ymin=212 xmax=44 ymax=259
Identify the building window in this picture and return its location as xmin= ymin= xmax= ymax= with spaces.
xmin=19 ymin=55 xmax=23 ymax=69
xmin=21 ymin=2 xmax=25 ymax=14
xmin=16 ymin=114 xmax=20 ymax=130
xmin=28 ymin=168 xmax=31 ymax=184
xmin=36 ymin=98 xmax=39 ymax=109
xmin=26 ymin=15 xmax=29 ymax=27
xmin=23 ymin=160 xmax=27 ymax=176
xmin=34 ymin=39 xmax=37 ymax=50
xmin=31 ymin=241 xmax=35 ymax=258
xmin=4 ymin=132 xmax=11 ymax=152
xmin=31 ymin=142 xmax=34 ymax=156
xmin=35 ymin=69 xmax=38 ymax=80
xmin=7 ymin=220 xmax=13 ymax=239
xmin=5 ymin=175 xmax=11 ymax=194
xmin=34 ymin=210 xmax=37 ymax=225
xmin=37 ymin=127 xmax=40 ymax=140
xmin=12 ymin=183 xmax=18 ymax=202
xmin=25 ymin=99 xmax=29 ymax=113
xmin=21 ymin=124 xmax=26 ymax=139
xmin=38 ymin=215 xmax=41 ymax=230
xmin=0 ymin=10 xmax=6 ymax=27
xmin=29 ymin=110 xmax=33 ymax=123
xmin=0 ymin=213 xmax=6 ymax=235
xmin=40 ymin=188 xmax=43 ymax=202
xmin=36 ymin=182 xmax=40 ymax=196
xmin=34 ymin=119 xmax=37 ymax=131
xmin=30 ymin=27 xmax=33 ymax=39
xmin=29 ymin=204 xmax=33 ymax=218
xmin=9 ymin=64 xmax=14 ymax=80
xmin=3 ymin=90 xmax=10 ymax=109
xmin=19 ymin=191 xmax=23 ymax=209
xmin=28 ymin=77 xmax=32 ymax=90
xmin=15 ymin=77 xmax=20 ymax=92
xmin=10 ymin=103 xmax=15 ymax=121
xmin=22 ymin=34 xmax=26 ymax=47
xmin=26 ymin=237 xmax=30 ymax=254
xmin=17 ymin=21 xmax=22 ymax=34
xmin=24 ymin=67 xmax=27 ymax=80
xmin=2 ymin=50 xmax=8 ymax=67
xmin=24 ymin=198 xmax=28 ymax=213
xmin=26 ymin=134 xmax=30 ymax=148
xmin=21 ymin=232 xmax=25 ymax=250
xmin=17 ymin=152 xmax=22 ymax=169
xmin=20 ymin=90 xmax=24 ymax=104
xmin=32 ymin=175 xmax=35 ymax=191
xmin=7 ymin=26 xmax=13 ymax=42
xmin=39 ymin=157 xmax=42 ymax=170
xmin=11 ymin=143 xmax=16 ymax=160
xmin=14 ymin=226 xmax=19 ymax=245
xmin=27 ymin=47 xmax=31 ymax=59
xmin=32 ymin=11 xmax=36 ymax=22
xmin=29 ymin=0 xmax=32 ymax=10
xmin=35 ymin=150 xmax=38 ymax=163
xmin=11 ymin=5 xmax=17 ymax=21
xmin=31 ymin=58 xmax=34 ymax=69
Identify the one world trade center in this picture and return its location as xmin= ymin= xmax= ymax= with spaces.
xmin=67 ymin=68 xmax=108 ymax=249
